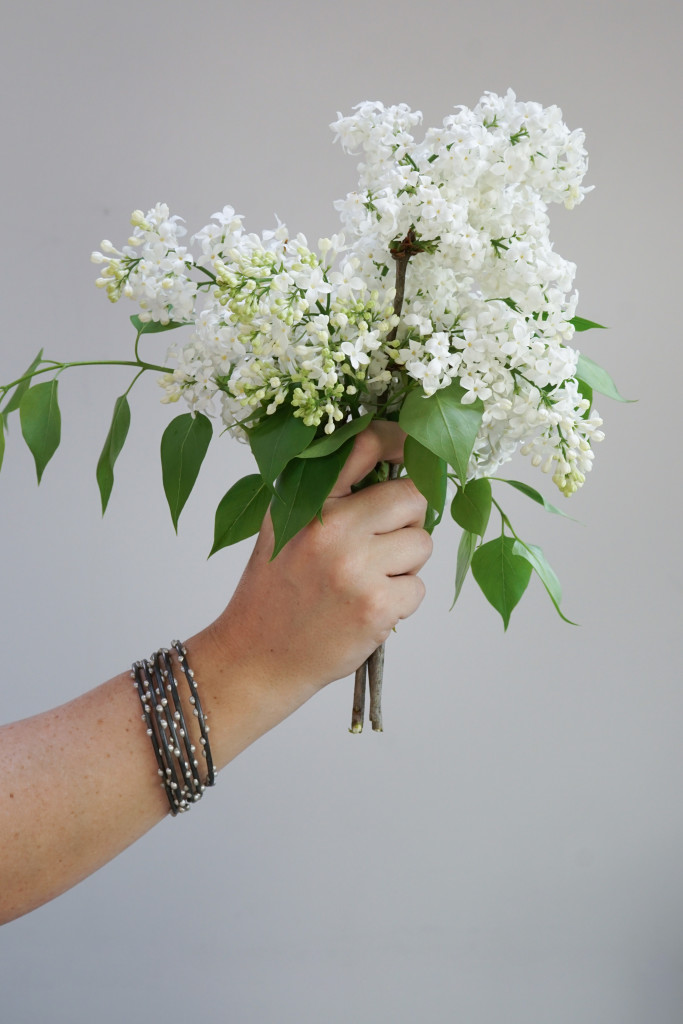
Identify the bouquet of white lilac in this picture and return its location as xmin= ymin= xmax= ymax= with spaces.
xmin=0 ymin=90 xmax=628 ymax=731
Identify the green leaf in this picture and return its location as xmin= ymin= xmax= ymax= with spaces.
xmin=297 ymin=412 xmax=374 ymax=458
xmin=575 ymin=377 xmax=593 ymax=415
xmin=512 ymin=540 xmax=577 ymax=625
xmin=19 ymin=380 xmax=61 ymax=483
xmin=270 ymin=439 xmax=354 ymax=558
xmin=496 ymin=478 xmax=575 ymax=519
xmin=160 ymin=412 xmax=212 ymax=531
xmin=2 ymin=349 xmax=44 ymax=416
xmin=423 ymin=503 xmax=441 ymax=535
xmin=403 ymin=434 xmax=447 ymax=520
xmin=130 ymin=314 xmax=188 ymax=334
xmin=451 ymin=529 xmax=478 ymax=608
xmin=575 ymin=353 xmax=632 ymax=402
xmin=450 ymin=478 xmax=492 ymax=536
xmin=96 ymin=395 xmax=131 ymax=514
xmin=399 ymin=380 xmax=483 ymax=484
xmin=570 ymin=316 xmax=606 ymax=332
xmin=471 ymin=534 xmax=532 ymax=629
xmin=248 ymin=405 xmax=316 ymax=488
xmin=210 ymin=474 xmax=270 ymax=555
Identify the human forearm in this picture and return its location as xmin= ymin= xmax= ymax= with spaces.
xmin=0 ymin=423 xmax=431 ymax=923
xmin=0 ymin=624 xmax=301 ymax=925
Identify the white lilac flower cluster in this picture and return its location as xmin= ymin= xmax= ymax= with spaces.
xmin=92 ymin=90 xmax=604 ymax=496
xmin=92 ymin=205 xmax=198 ymax=324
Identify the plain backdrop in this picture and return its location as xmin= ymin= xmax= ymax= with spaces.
xmin=0 ymin=1 xmax=680 ymax=1022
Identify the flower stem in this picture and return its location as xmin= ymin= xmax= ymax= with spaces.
xmin=1 ymin=358 xmax=170 ymax=396
xmin=350 ymin=231 xmax=415 ymax=733
xmin=349 ymin=661 xmax=367 ymax=733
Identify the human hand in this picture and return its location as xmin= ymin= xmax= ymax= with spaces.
xmin=210 ymin=422 xmax=432 ymax=704
xmin=0 ymin=424 xmax=431 ymax=923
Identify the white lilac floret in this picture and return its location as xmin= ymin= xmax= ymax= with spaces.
xmin=92 ymin=90 xmax=603 ymax=494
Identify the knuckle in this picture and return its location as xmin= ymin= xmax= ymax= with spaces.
xmin=401 ymin=575 xmax=426 ymax=617
xmin=357 ymin=587 xmax=389 ymax=629
xmin=399 ymin=476 xmax=428 ymax=514
xmin=331 ymin=557 xmax=358 ymax=598
xmin=323 ymin=540 xmax=364 ymax=598
xmin=419 ymin=528 xmax=434 ymax=561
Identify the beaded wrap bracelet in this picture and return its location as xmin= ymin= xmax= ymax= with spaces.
xmin=132 ymin=642 xmax=216 ymax=815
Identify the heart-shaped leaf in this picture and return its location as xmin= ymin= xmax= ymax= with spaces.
xmin=450 ymin=478 xmax=492 ymax=536
xmin=569 ymin=316 xmax=606 ymax=332
xmin=130 ymin=314 xmax=188 ymax=335
xmin=20 ymin=380 xmax=61 ymax=483
xmin=576 ymin=353 xmax=632 ymax=402
xmin=399 ymin=380 xmax=483 ymax=484
xmin=496 ymin=479 xmax=575 ymax=519
xmin=248 ymin=405 xmax=316 ymax=487
xmin=471 ymin=534 xmax=532 ymax=629
xmin=404 ymin=434 xmax=447 ymax=521
xmin=512 ymin=540 xmax=577 ymax=625
xmin=297 ymin=412 xmax=374 ymax=458
xmin=575 ymin=378 xmax=593 ymax=415
xmin=2 ymin=349 xmax=43 ymax=416
xmin=210 ymin=474 xmax=270 ymax=555
xmin=270 ymin=439 xmax=354 ymax=558
xmin=451 ymin=529 xmax=478 ymax=608
xmin=96 ymin=394 xmax=131 ymax=513
xmin=160 ymin=412 xmax=212 ymax=531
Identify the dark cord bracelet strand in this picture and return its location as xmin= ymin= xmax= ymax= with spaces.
xmin=132 ymin=661 xmax=180 ymax=816
xmin=156 ymin=648 xmax=204 ymax=801
xmin=172 ymin=641 xmax=216 ymax=786
xmin=140 ymin=659 xmax=188 ymax=813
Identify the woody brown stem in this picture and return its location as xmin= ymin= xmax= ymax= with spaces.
xmin=349 ymin=661 xmax=367 ymax=733
xmin=349 ymin=231 xmax=415 ymax=733
xmin=368 ymin=643 xmax=385 ymax=731
xmin=385 ymin=227 xmax=416 ymax=344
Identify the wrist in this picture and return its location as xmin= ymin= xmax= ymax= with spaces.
xmin=181 ymin=613 xmax=317 ymax=771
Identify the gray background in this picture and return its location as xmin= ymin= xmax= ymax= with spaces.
xmin=0 ymin=0 xmax=680 ymax=1021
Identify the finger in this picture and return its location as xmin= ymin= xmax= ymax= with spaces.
xmin=329 ymin=421 xmax=406 ymax=498
xmin=371 ymin=526 xmax=433 ymax=578
xmin=388 ymin=573 xmax=427 ymax=622
xmin=331 ymin=476 xmax=427 ymax=534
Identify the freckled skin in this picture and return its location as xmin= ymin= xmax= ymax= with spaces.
xmin=0 ymin=424 xmax=431 ymax=924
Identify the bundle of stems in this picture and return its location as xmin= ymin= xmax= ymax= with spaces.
xmin=349 ymin=230 xmax=418 ymax=733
